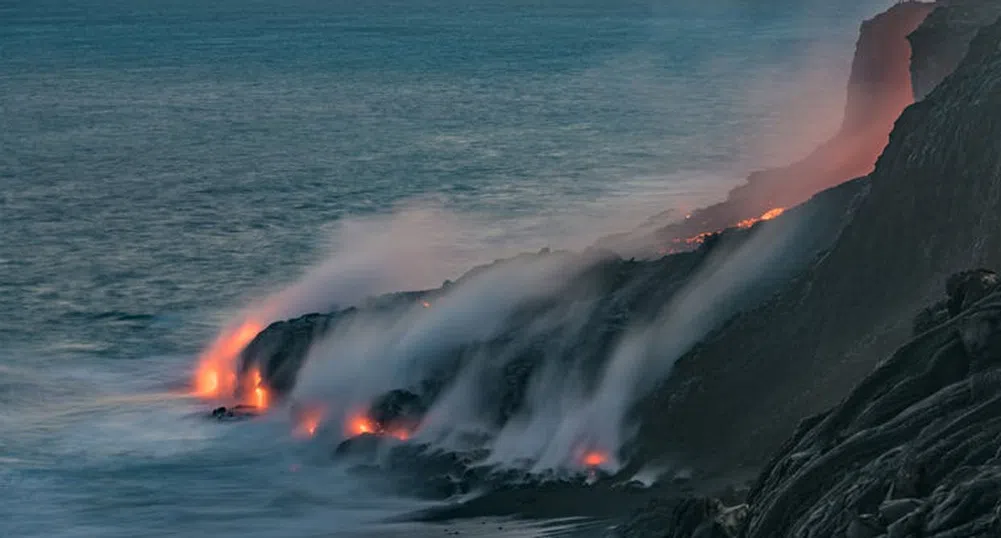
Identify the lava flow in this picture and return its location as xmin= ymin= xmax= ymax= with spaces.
xmin=660 ymin=206 xmax=787 ymax=255
xmin=735 ymin=206 xmax=785 ymax=229
xmin=247 ymin=368 xmax=269 ymax=409
xmin=581 ymin=450 xmax=609 ymax=468
xmin=345 ymin=412 xmax=411 ymax=441
xmin=192 ymin=320 xmax=263 ymax=399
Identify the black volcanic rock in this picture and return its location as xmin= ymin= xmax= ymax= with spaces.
xmin=617 ymin=272 xmax=1001 ymax=537
xmin=238 ymin=311 xmax=344 ymax=396
xmin=908 ymin=0 xmax=1001 ymax=100
xmin=208 ymin=404 xmax=261 ymax=421
xmin=368 ymin=389 xmax=427 ymax=431
xmin=616 ymin=497 xmax=739 ymax=538
xmin=912 ymin=269 xmax=998 ymax=335
xmin=738 ymin=281 xmax=1001 ymax=538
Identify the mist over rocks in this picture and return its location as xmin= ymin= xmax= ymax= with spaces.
xmin=604 ymin=1 xmax=934 ymax=257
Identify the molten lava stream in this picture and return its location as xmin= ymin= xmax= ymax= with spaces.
xmin=247 ymin=368 xmax=269 ymax=409
xmin=192 ymin=320 xmax=263 ymax=399
xmin=581 ymin=451 xmax=608 ymax=468
xmin=347 ymin=414 xmax=377 ymax=436
xmin=343 ymin=412 xmax=413 ymax=441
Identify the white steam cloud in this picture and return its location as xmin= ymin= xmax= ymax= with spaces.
xmin=268 ymin=201 xmax=807 ymax=476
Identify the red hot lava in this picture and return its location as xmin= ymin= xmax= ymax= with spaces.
xmin=193 ymin=320 xmax=263 ymax=399
xmin=345 ymin=412 xmax=412 ymax=441
xmin=659 ymin=206 xmax=786 ymax=255
xmin=581 ymin=451 xmax=609 ymax=468
xmin=294 ymin=406 xmax=325 ymax=438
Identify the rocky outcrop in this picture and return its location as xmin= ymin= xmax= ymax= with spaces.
xmin=238 ymin=311 xmax=345 ymax=395
xmin=739 ymin=276 xmax=1001 ymax=538
xmin=615 ymin=270 xmax=1001 ymax=537
xmin=908 ymin=0 xmax=1001 ymax=100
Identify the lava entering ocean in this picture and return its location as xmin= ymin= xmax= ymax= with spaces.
xmin=293 ymin=406 xmax=325 ymax=438
xmin=192 ymin=320 xmax=264 ymax=401
xmin=345 ymin=412 xmax=412 ymax=441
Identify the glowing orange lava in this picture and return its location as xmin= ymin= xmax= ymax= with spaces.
xmin=254 ymin=386 xmax=268 ymax=409
xmin=243 ymin=368 xmax=269 ymax=410
xmin=294 ymin=407 xmax=325 ymax=438
xmin=582 ymin=451 xmax=608 ymax=467
xmin=343 ymin=412 xmax=415 ymax=441
xmin=348 ymin=414 xmax=377 ymax=436
xmin=193 ymin=320 xmax=263 ymax=398
xmin=421 ymin=301 xmax=431 ymax=309
xmin=759 ymin=207 xmax=785 ymax=220
xmin=736 ymin=207 xmax=786 ymax=229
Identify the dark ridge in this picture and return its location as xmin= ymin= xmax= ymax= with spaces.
xmin=908 ymin=0 xmax=1001 ymax=100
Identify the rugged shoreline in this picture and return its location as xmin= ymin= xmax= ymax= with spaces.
xmin=210 ymin=1 xmax=1001 ymax=535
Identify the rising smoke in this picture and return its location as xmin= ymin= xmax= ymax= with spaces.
xmin=271 ymin=204 xmax=809 ymax=475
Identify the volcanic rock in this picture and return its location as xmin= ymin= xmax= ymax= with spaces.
xmin=208 ymin=404 xmax=261 ymax=421
xmin=908 ymin=0 xmax=1001 ymax=100
xmin=736 ymin=281 xmax=1001 ymax=538
xmin=615 ymin=497 xmax=740 ymax=538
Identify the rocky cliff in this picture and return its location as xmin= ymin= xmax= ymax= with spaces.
xmin=739 ymin=271 xmax=1001 ymax=538
xmin=908 ymin=0 xmax=1001 ymax=100
xmin=606 ymin=1 xmax=933 ymax=256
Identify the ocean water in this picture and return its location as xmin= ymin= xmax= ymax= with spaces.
xmin=2 ymin=0 xmax=895 ymax=536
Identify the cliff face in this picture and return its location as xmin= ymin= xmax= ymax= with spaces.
xmin=908 ymin=0 xmax=1001 ymax=100
xmin=611 ymin=2 xmax=933 ymax=255
xmin=636 ymin=9 xmax=1001 ymax=475
xmin=740 ymin=272 xmax=1001 ymax=538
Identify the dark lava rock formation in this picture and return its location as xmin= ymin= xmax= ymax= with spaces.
xmin=908 ymin=0 xmax=1001 ymax=100
xmin=238 ymin=177 xmax=865 ymax=423
xmin=737 ymin=273 xmax=1001 ymax=538
xmin=615 ymin=270 xmax=1001 ymax=537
